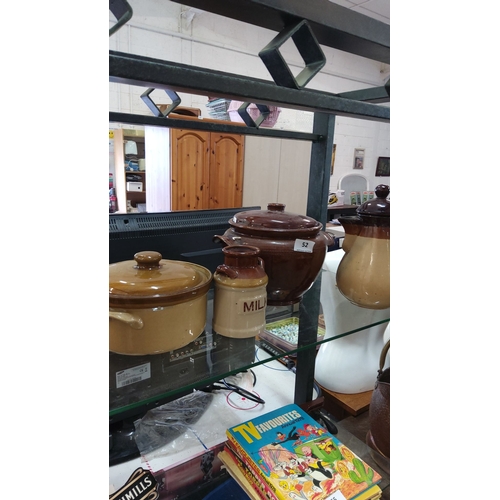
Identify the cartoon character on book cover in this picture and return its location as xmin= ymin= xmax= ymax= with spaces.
xmin=228 ymin=404 xmax=381 ymax=500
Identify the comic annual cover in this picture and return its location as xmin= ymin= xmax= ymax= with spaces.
xmin=226 ymin=404 xmax=382 ymax=500
xmin=224 ymin=440 xmax=279 ymax=500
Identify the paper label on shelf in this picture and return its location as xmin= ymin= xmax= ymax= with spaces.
xmin=293 ymin=239 xmax=315 ymax=253
xmin=116 ymin=363 xmax=151 ymax=388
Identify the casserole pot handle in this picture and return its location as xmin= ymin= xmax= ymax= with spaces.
xmin=322 ymin=230 xmax=335 ymax=247
xmin=213 ymin=234 xmax=241 ymax=246
xmin=109 ymin=311 xmax=144 ymax=330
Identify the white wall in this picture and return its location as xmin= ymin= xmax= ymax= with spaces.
xmin=331 ymin=117 xmax=390 ymax=194
xmin=109 ymin=0 xmax=390 ymax=213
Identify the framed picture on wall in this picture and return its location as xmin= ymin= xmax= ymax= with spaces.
xmin=353 ymin=148 xmax=364 ymax=169
xmin=375 ymin=156 xmax=390 ymax=176
xmin=330 ymin=144 xmax=337 ymax=175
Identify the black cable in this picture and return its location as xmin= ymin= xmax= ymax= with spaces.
xmin=220 ymin=379 xmax=265 ymax=405
xmin=199 ymin=369 xmax=265 ymax=405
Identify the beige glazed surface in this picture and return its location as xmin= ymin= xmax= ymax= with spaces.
xmin=336 ymin=234 xmax=390 ymax=309
xmin=212 ymin=245 xmax=268 ymax=338
xmin=213 ymin=280 xmax=268 ymax=338
xmin=109 ymin=294 xmax=208 ymax=355
xmin=336 ymin=185 xmax=390 ymax=310
xmin=109 ymin=251 xmax=212 ymax=355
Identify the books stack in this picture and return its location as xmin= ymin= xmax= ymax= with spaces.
xmin=219 ymin=404 xmax=383 ymax=500
xmin=205 ymin=98 xmax=231 ymax=120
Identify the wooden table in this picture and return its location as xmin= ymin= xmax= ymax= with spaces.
xmin=327 ymin=204 xmax=358 ymax=220
xmin=318 ymin=383 xmax=373 ymax=420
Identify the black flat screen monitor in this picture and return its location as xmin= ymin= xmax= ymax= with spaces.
xmin=109 ymin=206 xmax=260 ymax=271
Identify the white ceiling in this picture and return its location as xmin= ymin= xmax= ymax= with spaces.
xmin=328 ymin=0 xmax=389 ymax=24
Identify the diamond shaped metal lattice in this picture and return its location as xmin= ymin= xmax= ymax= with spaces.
xmin=237 ymin=102 xmax=271 ymax=128
xmin=141 ymin=88 xmax=181 ymax=117
xmin=259 ymin=19 xmax=326 ymax=89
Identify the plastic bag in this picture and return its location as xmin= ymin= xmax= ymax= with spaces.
xmin=133 ymin=391 xmax=214 ymax=459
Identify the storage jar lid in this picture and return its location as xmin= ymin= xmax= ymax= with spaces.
xmin=109 ymin=251 xmax=212 ymax=308
xmin=229 ymin=203 xmax=322 ymax=238
xmin=357 ymin=185 xmax=390 ymax=217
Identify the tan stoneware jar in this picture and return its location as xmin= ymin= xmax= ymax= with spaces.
xmin=212 ymin=245 xmax=268 ymax=338
xmin=336 ymin=185 xmax=390 ymax=309
xmin=109 ymin=251 xmax=212 ymax=355
xmin=214 ymin=203 xmax=334 ymax=306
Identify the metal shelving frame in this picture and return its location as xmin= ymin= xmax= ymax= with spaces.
xmin=109 ymin=0 xmax=389 ymax=406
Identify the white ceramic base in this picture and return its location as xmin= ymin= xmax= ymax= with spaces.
xmin=314 ymin=250 xmax=390 ymax=394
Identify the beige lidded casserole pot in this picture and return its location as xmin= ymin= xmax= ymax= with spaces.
xmin=109 ymin=251 xmax=212 ymax=355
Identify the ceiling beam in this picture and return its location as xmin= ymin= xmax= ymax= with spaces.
xmin=169 ymin=0 xmax=389 ymax=64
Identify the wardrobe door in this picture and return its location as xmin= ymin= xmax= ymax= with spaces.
xmin=171 ymin=128 xmax=210 ymax=210
xmin=209 ymin=133 xmax=245 ymax=209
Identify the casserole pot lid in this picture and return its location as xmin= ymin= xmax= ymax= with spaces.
xmin=109 ymin=251 xmax=212 ymax=308
xmin=229 ymin=203 xmax=322 ymax=237
xmin=357 ymin=184 xmax=390 ymax=217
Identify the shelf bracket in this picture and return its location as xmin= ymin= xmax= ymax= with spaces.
xmin=109 ymin=0 xmax=133 ymax=36
xmin=258 ymin=19 xmax=326 ymax=89
xmin=336 ymin=79 xmax=390 ymax=104
xmin=140 ymin=88 xmax=182 ymax=117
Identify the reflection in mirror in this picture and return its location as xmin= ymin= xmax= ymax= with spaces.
xmin=124 ymin=140 xmax=138 ymax=155
xmin=109 ymin=127 xmax=146 ymax=214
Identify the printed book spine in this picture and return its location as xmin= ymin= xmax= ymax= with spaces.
xmin=226 ymin=434 xmax=284 ymax=500
xmin=224 ymin=444 xmax=278 ymax=500
xmin=218 ymin=450 xmax=267 ymax=500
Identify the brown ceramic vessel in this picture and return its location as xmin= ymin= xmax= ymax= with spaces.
xmin=109 ymin=251 xmax=212 ymax=355
xmin=336 ymin=185 xmax=390 ymax=309
xmin=214 ymin=203 xmax=334 ymax=306
xmin=212 ymin=245 xmax=268 ymax=338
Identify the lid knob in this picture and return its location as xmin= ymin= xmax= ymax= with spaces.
xmin=134 ymin=251 xmax=162 ymax=269
xmin=375 ymin=184 xmax=390 ymax=199
xmin=267 ymin=203 xmax=285 ymax=212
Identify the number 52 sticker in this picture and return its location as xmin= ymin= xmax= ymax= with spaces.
xmin=293 ymin=239 xmax=315 ymax=253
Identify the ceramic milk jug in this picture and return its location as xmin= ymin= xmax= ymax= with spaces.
xmin=336 ymin=184 xmax=390 ymax=309
xmin=212 ymin=245 xmax=268 ymax=338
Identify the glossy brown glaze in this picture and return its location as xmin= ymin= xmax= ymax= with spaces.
xmin=215 ymin=245 xmax=268 ymax=283
xmin=109 ymin=251 xmax=212 ymax=354
xmin=214 ymin=204 xmax=334 ymax=306
xmin=109 ymin=251 xmax=212 ymax=308
xmin=337 ymin=185 xmax=390 ymax=309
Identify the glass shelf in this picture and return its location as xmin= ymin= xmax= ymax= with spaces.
xmin=109 ymin=268 xmax=390 ymax=420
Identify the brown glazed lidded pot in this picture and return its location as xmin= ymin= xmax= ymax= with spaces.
xmin=336 ymin=185 xmax=390 ymax=309
xmin=214 ymin=203 xmax=334 ymax=306
xmin=212 ymin=245 xmax=268 ymax=338
xmin=109 ymin=251 xmax=212 ymax=355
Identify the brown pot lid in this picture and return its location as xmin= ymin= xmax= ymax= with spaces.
xmin=357 ymin=184 xmax=390 ymax=217
xmin=109 ymin=251 xmax=212 ymax=308
xmin=229 ymin=203 xmax=322 ymax=238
